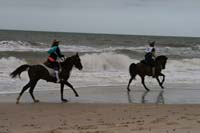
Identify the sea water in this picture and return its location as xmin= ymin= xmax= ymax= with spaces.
xmin=0 ymin=30 xmax=200 ymax=94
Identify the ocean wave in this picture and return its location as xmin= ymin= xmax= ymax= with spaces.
xmin=81 ymin=52 xmax=136 ymax=71
xmin=0 ymin=57 xmax=27 ymax=73
xmin=0 ymin=56 xmax=200 ymax=93
xmin=0 ymin=40 xmax=144 ymax=53
xmin=1 ymin=53 xmax=200 ymax=73
xmin=1 ymin=40 xmax=200 ymax=59
xmin=0 ymin=41 xmax=48 ymax=51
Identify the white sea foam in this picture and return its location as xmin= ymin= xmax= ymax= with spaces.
xmin=165 ymin=58 xmax=200 ymax=83
xmin=0 ymin=41 xmax=45 ymax=51
xmin=0 ymin=57 xmax=27 ymax=73
xmin=81 ymin=52 xmax=135 ymax=71
xmin=0 ymin=40 xmax=144 ymax=52
xmin=1 ymin=41 xmax=200 ymax=59
xmin=1 ymin=40 xmax=197 ymax=52
xmin=0 ymin=55 xmax=200 ymax=93
xmin=0 ymin=57 xmax=28 ymax=93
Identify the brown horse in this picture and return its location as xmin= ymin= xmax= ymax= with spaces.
xmin=127 ymin=55 xmax=168 ymax=91
xmin=10 ymin=53 xmax=83 ymax=103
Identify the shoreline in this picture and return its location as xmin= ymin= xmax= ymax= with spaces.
xmin=0 ymin=83 xmax=200 ymax=104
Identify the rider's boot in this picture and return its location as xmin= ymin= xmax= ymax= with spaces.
xmin=152 ymin=67 xmax=156 ymax=78
xmin=55 ymin=70 xmax=60 ymax=83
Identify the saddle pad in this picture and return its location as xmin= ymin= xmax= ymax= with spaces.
xmin=140 ymin=60 xmax=152 ymax=67
xmin=40 ymin=64 xmax=55 ymax=77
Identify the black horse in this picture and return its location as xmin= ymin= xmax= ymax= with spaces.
xmin=127 ymin=55 xmax=168 ymax=91
xmin=10 ymin=53 xmax=83 ymax=103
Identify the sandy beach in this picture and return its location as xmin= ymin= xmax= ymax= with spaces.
xmin=0 ymin=84 xmax=200 ymax=133
xmin=1 ymin=103 xmax=200 ymax=133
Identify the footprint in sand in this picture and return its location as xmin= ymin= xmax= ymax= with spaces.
xmin=22 ymin=123 xmax=40 ymax=129
xmin=136 ymin=120 xmax=145 ymax=124
xmin=72 ymin=125 xmax=98 ymax=130
xmin=166 ymin=122 xmax=179 ymax=125
xmin=196 ymin=120 xmax=200 ymax=124
xmin=150 ymin=117 xmax=166 ymax=124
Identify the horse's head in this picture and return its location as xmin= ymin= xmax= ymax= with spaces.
xmin=63 ymin=53 xmax=83 ymax=70
xmin=155 ymin=55 xmax=168 ymax=69
xmin=71 ymin=53 xmax=83 ymax=70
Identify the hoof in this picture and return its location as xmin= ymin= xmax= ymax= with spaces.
xmin=127 ymin=87 xmax=130 ymax=92
xmin=16 ymin=97 xmax=20 ymax=104
xmin=34 ymin=100 xmax=40 ymax=103
xmin=75 ymin=94 xmax=79 ymax=97
xmin=62 ymin=99 xmax=68 ymax=102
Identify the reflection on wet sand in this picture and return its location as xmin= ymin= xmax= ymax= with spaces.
xmin=127 ymin=90 xmax=164 ymax=104
xmin=156 ymin=90 xmax=165 ymax=104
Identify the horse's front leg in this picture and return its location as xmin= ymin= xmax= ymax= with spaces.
xmin=60 ymin=83 xmax=68 ymax=102
xmin=64 ymin=81 xmax=79 ymax=97
xmin=160 ymin=73 xmax=165 ymax=85
xmin=156 ymin=77 xmax=164 ymax=89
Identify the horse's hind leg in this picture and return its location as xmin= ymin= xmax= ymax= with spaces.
xmin=16 ymin=81 xmax=32 ymax=104
xmin=127 ymin=77 xmax=134 ymax=92
xmin=29 ymin=80 xmax=39 ymax=103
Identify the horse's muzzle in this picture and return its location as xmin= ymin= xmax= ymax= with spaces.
xmin=78 ymin=65 xmax=83 ymax=70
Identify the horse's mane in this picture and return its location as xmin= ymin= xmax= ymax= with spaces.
xmin=61 ymin=54 xmax=78 ymax=66
xmin=156 ymin=55 xmax=168 ymax=61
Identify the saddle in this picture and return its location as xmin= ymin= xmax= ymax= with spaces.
xmin=140 ymin=59 xmax=152 ymax=67
xmin=40 ymin=61 xmax=62 ymax=77
xmin=40 ymin=64 xmax=56 ymax=77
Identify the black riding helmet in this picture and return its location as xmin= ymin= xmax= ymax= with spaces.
xmin=149 ymin=41 xmax=155 ymax=47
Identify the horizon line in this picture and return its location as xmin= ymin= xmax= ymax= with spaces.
xmin=0 ymin=28 xmax=199 ymax=39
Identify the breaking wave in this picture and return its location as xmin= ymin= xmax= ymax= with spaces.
xmin=0 ymin=53 xmax=200 ymax=93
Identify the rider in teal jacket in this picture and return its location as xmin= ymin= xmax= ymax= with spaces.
xmin=47 ymin=39 xmax=65 ymax=82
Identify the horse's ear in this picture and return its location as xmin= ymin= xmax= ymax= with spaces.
xmin=76 ymin=52 xmax=79 ymax=56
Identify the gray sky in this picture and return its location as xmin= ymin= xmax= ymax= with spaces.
xmin=0 ymin=0 xmax=200 ymax=37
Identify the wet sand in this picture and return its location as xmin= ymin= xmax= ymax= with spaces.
xmin=0 ymin=84 xmax=200 ymax=132
xmin=0 ymin=83 xmax=200 ymax=104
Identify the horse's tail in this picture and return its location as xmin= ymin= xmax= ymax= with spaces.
xmin=129 ymin=63 xmax=137 ymax=79
xmin=10 ymin=64 xmax=30 ymax=78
